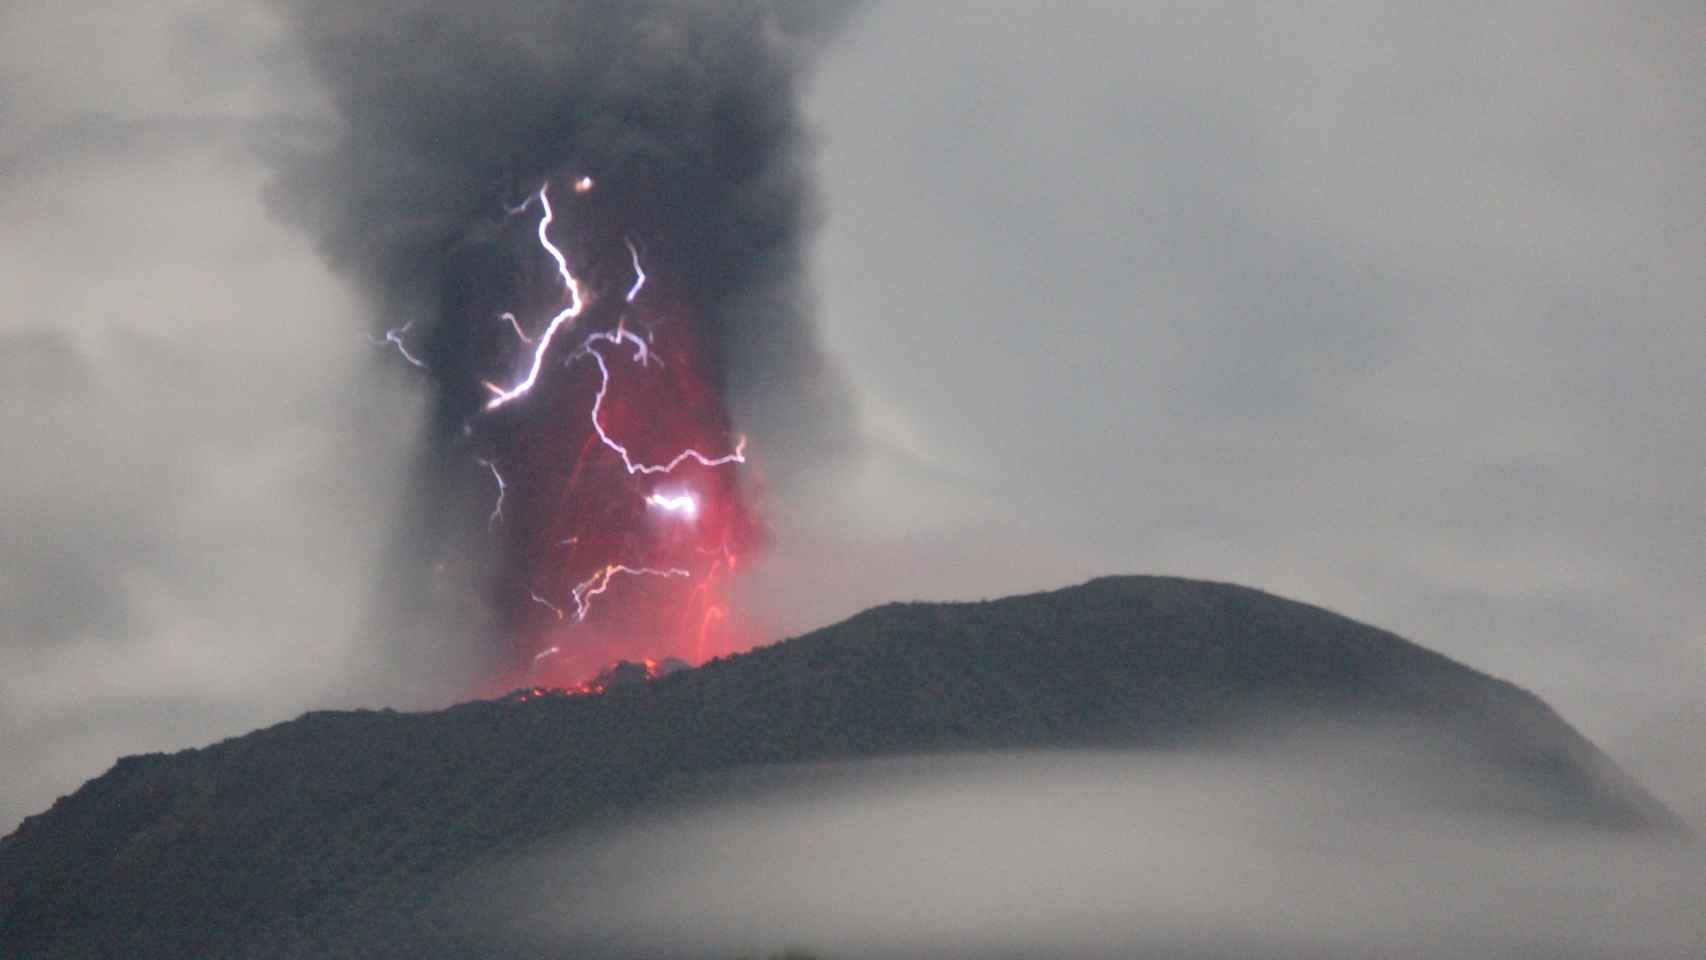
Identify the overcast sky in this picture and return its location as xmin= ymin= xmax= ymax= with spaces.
xmin=3 ymin=0 xmax=1702 ymax=835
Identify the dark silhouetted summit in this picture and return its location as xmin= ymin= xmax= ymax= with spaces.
xmin=0 ymin=576 xmax=1685 ymax=958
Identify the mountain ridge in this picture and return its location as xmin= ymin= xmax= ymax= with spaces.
xmin=0 ymin=575 xmax=1686 ymax=958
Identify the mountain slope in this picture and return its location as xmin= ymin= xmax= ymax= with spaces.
xmin=0 ymin=576 xmax=1684 ymax=958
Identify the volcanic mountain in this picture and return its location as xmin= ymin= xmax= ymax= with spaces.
xmin=0 ymin=576 xmax=1685 ymax=958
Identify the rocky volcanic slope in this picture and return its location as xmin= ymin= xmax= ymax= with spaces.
xmin=0 ymin=576 xmax=1684 ymax=958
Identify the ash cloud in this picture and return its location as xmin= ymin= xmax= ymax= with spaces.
xmin=264 ymin=0 xmax=863 ymax=685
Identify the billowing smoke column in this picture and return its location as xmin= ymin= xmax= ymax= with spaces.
xmin=267 ymin=0 xmax=859 ymax=695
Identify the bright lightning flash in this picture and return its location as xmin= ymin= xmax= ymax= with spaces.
xmin=624 ymin=238 xmax=647 ymax=303
xmin=579 ymin=334 xmax=747 ymax=476
xmin=483 ymin=182 xmax=587 ymax=411
xmin=570 ymin=564 xmax=691 ymax=622
xmin=646 ymin=491 xmax=699 ymax=518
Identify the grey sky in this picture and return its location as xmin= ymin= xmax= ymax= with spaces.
xmin=3 ymin=0 xmax=1703 ymax=835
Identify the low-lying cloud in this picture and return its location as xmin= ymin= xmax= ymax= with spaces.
xmin=491 ymin=742 xmax=1704 ymax=958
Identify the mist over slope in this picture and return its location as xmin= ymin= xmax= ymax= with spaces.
xmin=0 ymin=576 xmax=1686 ymax=958
xmin=500 ymin=750 xmax=1705 ymax=960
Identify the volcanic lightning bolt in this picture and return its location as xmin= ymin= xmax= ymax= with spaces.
xmin=482 ymin=182 xmax=587 ymax=412
xmin=623 ymin=238 xmax=647 ymax=303
xmin=569 ymin=564 xmax=693 ymax=623
xmin=476 ymin=458 xmax=507 ymax=529
xmin=446 ymin=171 xmax=762 ymax=692
xmin=371 ymin=320 xmax=427 ymax=369
xmin=575 ymin=330 xmax=748 ymax=476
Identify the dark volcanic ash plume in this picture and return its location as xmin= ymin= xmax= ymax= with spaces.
xmin=265 ymin=0 xmax=860 ymax=694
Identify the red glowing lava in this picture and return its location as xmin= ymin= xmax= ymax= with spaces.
xmin=506 ymin=657 xmax=691 ymax=702
xmin=472 ymin=176 xmax=765 ymax=694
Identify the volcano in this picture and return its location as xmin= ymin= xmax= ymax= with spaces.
xmin=0 ymin=576 xmax=1686 ymax=958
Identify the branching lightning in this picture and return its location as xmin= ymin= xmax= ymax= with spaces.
xmin=483 ymin=182 xmax=587 ymax=411
xmin=580 ymin=339 xmax=747 ymax=475
xmin=569 ymin=564 xmax=691 ymax=622
xmin=371 ymin=320 xmax=427 ymax=369
xmin=483 ymin=186 xmax=743 ymax=474
xmin=624 ymin=237 xmax=647 ymax=303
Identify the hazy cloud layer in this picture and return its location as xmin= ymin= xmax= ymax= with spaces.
xmin=494 ymin=749 xmax=1706 ymax=958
